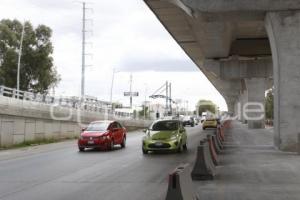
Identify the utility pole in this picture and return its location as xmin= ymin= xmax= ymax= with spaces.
xmin=130 ymin=74 xmax=133 ymax=108
xmin=79 ymin=1 xmax=93 ymax=99
xmin=144 ymin=84 xmax=148 ymax=119
xmin=169 ymin=82 xmax=172 ymax=115
xmin=186 ymin=100 xmax=189 ymax=115
xmin=17 ymin=21 xmax=25 ymax=98
xmin=165 ymin=81 xmax=168 ymax=116
xmin=81 ymin=2 xmax=86 ymax=98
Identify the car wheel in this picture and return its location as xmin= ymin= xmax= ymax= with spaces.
xmin=177 ymin=142 xmax=183 ymax=153
xmin=121 ymin=137 xmax=126 ymax=148
xmin=191 ymin=124 xmax=194 ymax=127
xmin=108 ymin=140 xmax=114 ymax=151
xmin=183 ymin=143 xmax=187 ymax=150
xmin=79 ymin=147 xmax=85 ymax=152
xmin=142 ymin=148 xmax=148 ymax=154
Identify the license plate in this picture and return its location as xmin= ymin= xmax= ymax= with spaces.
xmin=88 ymin=141 xmax=94 ymax=144
xmin=155 ymin=142 xmax=163 ymax=146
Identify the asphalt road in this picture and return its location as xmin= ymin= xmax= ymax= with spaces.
xmin=0 ymin=125 xmax=204 ymax=200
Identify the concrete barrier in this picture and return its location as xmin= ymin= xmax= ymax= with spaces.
xmin=191 ymin=142 xmax=216 ymax=180
xmin=211 ymin=134 xmax=222 ymax=154
xmin=0 ymin=96 xmax=152 ymax=147
xmin=207 ymin=134 xmax=219 ymax=165
xmin=215 ymin=129 xmax=224 ymax=149
xmin=165 ymin=164 xmax=199 ymax=200
xmin=217 ymin=125 xmax=225 ymax=142
xmin=202 ymin=139 xmax=217 ymax=172
xmin=222 ymin=120 xmax=232 ymax=129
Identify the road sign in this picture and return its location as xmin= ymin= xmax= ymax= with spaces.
xmin=124 ymin=92 xmax=139 ymax=97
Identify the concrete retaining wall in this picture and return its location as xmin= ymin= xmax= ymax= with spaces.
xmin=0 ymin=96 xmax=152 ymax=147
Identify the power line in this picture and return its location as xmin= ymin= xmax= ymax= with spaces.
xmin=151 ymin=83 xmax=166 ymax=96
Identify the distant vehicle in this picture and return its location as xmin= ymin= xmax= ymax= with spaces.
xmin=200 ymin=116 xmax=206 ymax=123
xmin=142 ymin=119 xmax=187 ymax=154
xmin=162 ymin=116 xmax=175 ymax=120
xmin=201 ymin=112 xmax=207 ymax=123
xmin=193 ymin=117 xmax=199 ymax=125
xmin=182 ymin=116 xmax=195 ymax=127
xmin=78 ymin=120 xmax=127 ymax=151
xmin=202 ymin=118 xmax=218 ymax=130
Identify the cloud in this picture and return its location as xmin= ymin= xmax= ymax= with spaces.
xmin=0 ymin=0 xmax=227 ymax=111
xmin=119 ymin=56 xmax=198 ymax=72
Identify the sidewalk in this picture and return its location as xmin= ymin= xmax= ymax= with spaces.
xmin=195 ymin=121 xmax=300 ymax=200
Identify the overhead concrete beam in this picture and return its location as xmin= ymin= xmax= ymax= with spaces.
xmin=230 ymin=38 xmax=271 ymax=56
xmin=144 ymin=0 xmax=273 ymax=67
xmin=203 ymin=58 xmax=273 ymax=80
xmin=180 ymin=0 xmax=300 ymax=12
xmin=187 ymin=17 xmax=235 ymax=58
xmin=194 ymin=11 xmax=265 ymax=23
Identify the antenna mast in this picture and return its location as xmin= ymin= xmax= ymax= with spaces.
xmin=80 ymin=1 xmax=93 ymax=98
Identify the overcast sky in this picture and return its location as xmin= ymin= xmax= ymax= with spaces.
xmin=0 ymin=0 xmax=227 ymax=111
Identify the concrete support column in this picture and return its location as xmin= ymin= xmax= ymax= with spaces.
xmin=266 ymin=11 xmax=300 ymax=151
xmin=245 ymin=78 xmax=266 ymax=129
xmin=225 ymin=97 xmax=236 ymax=116
xmin=234 ymin=100 xmax=239 ymax=118
xmin=240 ymin=90 xmax=248 ymax=124
xmin=227 ymin=103 xmax=234 ymax=116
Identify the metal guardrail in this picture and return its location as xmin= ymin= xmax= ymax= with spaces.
xmin=0 ymin=85 xmax=134 ymax=118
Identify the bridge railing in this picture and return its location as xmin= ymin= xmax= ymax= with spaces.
xmin=0 ymin=85 xmax=135 ymax=119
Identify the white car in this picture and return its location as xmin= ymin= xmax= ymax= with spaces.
xmin=201 ymin=116 xmax=206 ymax=123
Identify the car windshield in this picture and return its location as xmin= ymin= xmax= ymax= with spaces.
xmin=206 ymin=119 xmax=216 ymax=121
xmin=151 ymin=121 xmax=178 ymax=131
xmin=86 ymin=122 xmax=109 ymax=131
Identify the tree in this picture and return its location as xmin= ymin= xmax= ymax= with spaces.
xmin=0 ymin=19 xmax=60 ymax=94
xmin=196 ymin=99 xmax=216 ymax=115
xmin=265 ymin=88 xmax=274 ymax=119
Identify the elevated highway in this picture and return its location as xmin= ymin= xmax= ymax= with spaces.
xmin=144 ymin=0 xmax=300 ymax=151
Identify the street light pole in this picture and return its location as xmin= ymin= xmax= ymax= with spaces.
xmin=110 ymin=68 xmax=117 ymax=109
xmin=17 ymin=22 xmax=25 ymax=98
xmin=144 ymin=83 xmax=148 ymax=119
xmin=186 ymin=100 xmax=189 ymax=115
xmin=81 ymin=2 xmax=86 ymax=98
xmin=129 ymin=74 xmax=133 ymax=108
xmin=169 ymin=82 xmax=172 ymax=115
xmin=165 ymin=81 xmax=168 ymax=116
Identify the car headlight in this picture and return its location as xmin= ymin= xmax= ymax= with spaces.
xmin=101 ymin=136 xmax=110 ymax=140
xmin=169 ymin=135 xmax=178 ymax=140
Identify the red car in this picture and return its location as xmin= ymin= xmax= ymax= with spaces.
xmin=78 ymin=120 xmax=127 ymax=151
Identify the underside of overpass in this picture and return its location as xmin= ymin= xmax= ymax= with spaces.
xmin=144 ymin=0 xmax=300 ymax=152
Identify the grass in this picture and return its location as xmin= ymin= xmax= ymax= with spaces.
xmin=0 ymin=128 xmax=142 ymax=151
xmin=0 ymin=135 xmax=79 ymax=150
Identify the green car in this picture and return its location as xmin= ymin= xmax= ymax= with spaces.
xmin=142 ymin=119 xmax=187 ymax=154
